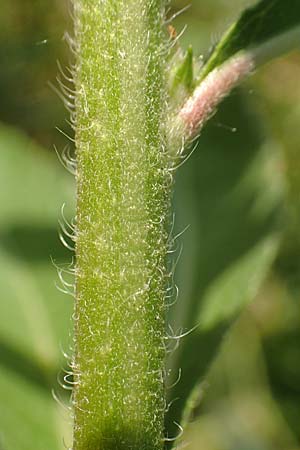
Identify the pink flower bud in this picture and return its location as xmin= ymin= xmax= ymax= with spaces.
xmin=179 ymin=53 xmax=255 ymax=139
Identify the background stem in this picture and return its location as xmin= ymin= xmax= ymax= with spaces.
xmin=73 ymin=1 xmax=170 ymax=449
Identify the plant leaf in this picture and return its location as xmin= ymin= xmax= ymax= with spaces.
xmin=201 ymin=0 xmax=300 ymax=78
xmin=0 ymin=124 xmax=74 ymax=450
xmin=165 ymin=90 xmax=284 ymax=443
xmin=0 ymin=364 xmax=65 ymax=450
xmin=169 ymin=46 xmax=194 ymax=94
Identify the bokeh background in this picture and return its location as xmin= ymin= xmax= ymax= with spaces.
xmin=0 ymin=1 xmax=299 ymax=449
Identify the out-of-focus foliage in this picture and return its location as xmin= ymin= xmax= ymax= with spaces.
xmin=165 ymin=1 xmax=300 ymax=444
xmin=0 ymin=0 xmax=71 ymax=149
xmin=166 ymin=89 xmax=283 ymax=439
xmin=0 ymin=124 xmax=74 ymax=449
xmin=0 ymin=1 xmax=300 ymax=449
xmin=169 ymin=0 xmax=300 ymax=448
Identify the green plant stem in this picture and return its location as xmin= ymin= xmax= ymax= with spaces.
xmin=73 ymin=1 xmax=170 ymax=449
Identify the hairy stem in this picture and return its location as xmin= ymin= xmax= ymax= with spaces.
xmin=73 ymin=1 xmax=170 ymax=449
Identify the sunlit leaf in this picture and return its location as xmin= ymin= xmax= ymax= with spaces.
xmin=202 ymin=0 xmax=300 ymax=78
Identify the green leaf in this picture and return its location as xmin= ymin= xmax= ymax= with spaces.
xmin=198 ymin=235 xmax=278 ymax=331
xmin=201 ymin=0 xmax=300 ymax=78
xmin=0 ymin=364 xmax=66 ymax=450
xmin=165 ymin=90 xmax=284 ymax=443
xmin=0 ymin=126 xmax=74 ymax=228
xmin=169 ymin=46 xmax=194 ymax=95
xmin=0 ymin=124 xmax=74 ymax=450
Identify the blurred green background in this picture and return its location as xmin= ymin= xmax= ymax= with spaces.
xmin=0 ymin=1 xmax=299 ymax=449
